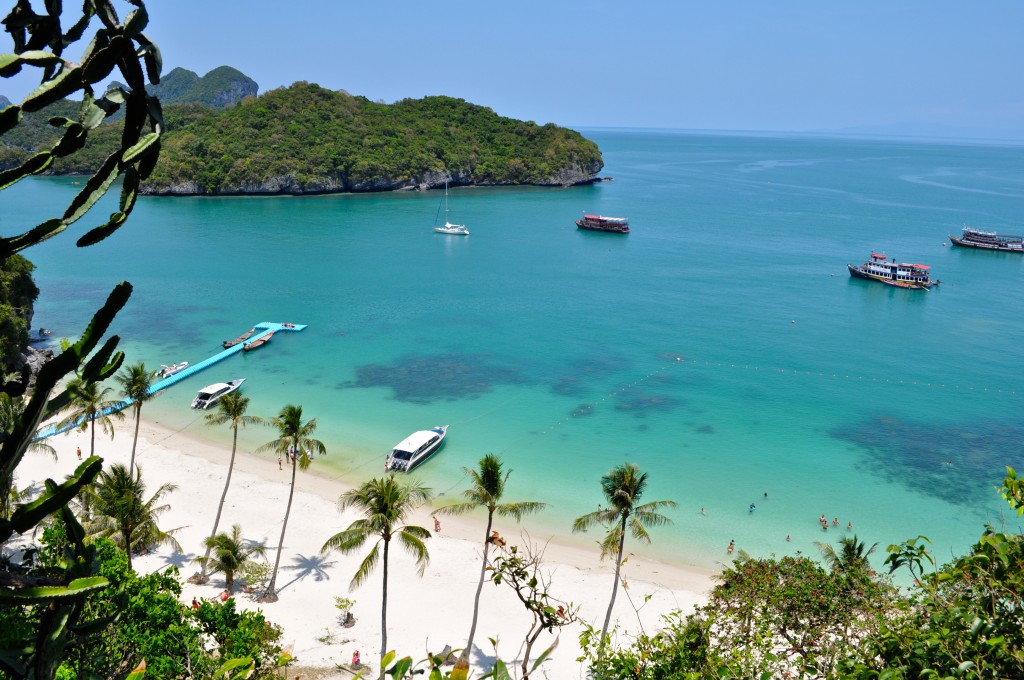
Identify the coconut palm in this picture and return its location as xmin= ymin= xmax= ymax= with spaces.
xmin=193 ymin=391 xmax=262 ymax=584
xmin=195 ymin=523 xmax=267 ymax=592
xmin=58 ymin=377 xmax=124 ymax=522
xmin=816 ymin=535 xmax=879 ymax=574
xmin=87 ymin=463 xmax=181 ymax=571
xmin=256 ymin=404 xmax=326 ymax=601
xmin=115 ymin=361 xmax=155 ymax=473
xmin=572 ymin=462 xmax=676 ymax=656
xmin=438 ymin=453 xmax=545 ymax=678
xmin=58 ymin=376 xmax=124 ymax=458
xmin=321 ymin=475 xmax=432 ymax=679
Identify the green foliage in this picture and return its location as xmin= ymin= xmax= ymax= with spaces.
xmin=0 ymin=254 xmax=38 ymax=372
xmin=141 ymin=83 xmax=602 ymax=193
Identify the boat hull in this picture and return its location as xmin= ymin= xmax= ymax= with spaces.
xmin=385 ymin=425 xmax=448 ymax=472
xmin=949 ymin=236 xmax=1024 ymax=252
xmin=576 ymin=220 xmax=629 ymax=234
xmin=847 ymin=264 xmax=932 ymax=289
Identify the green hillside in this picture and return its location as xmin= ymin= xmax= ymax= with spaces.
xmin=144 ymin=82 xmax=603 ymax=194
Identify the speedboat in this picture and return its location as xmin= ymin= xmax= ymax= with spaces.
xmin=384 ymin=425 xmax=448 ymax=472
xmin=191 ymin=378 xmax=245 ymax=409
xmin=155 ymin=361 xmax=189 ymax=378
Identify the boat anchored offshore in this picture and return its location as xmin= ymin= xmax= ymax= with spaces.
xmin=433 ymin=182 xmax=469 ymax=235
xmin=191 ymin=378 xmax=245 ymax=409
xmin=847 ymin=252 xmax=937 ymax=290
xmin=384 ymin=425 xmax=449 ymax=472
xmin=949 ymin=226 xmax=1024 ymax=252
xmin=576 ymin=213 xmax=629 ymax=233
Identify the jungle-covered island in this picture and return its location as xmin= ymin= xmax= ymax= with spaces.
xmin=0 ymin=73 xmax=604 ymax=196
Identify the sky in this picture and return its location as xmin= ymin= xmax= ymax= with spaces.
xmin=4 ymin=1 xmax=1024 ymax=138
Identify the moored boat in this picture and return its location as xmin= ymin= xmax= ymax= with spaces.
xmin=191 ymin=378 xmax=245 ymax=409
xmin=242 ymin=331 xmax=273 ymax=352
xmin=847 ymin=252 xmax=937 ymax=290
xmin=223 ymin=327 xmax=256 ymax=348
xmin=384 ymin=425 xmax=449 ymax=472
xmin=155 ymin=361 xmax=189 ymax=378
xmin=576 ymin=213 xmax=629 ymax=233
xmin=949 ymin=226 xmax=1024 ymax=252
xmin=433 ymin=182 xmax=469 ymax=235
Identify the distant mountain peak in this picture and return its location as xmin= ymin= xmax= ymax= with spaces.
xmin=112 ymin=65 xmax=258 ymax=109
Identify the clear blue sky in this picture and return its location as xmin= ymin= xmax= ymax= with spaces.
xmin=5 ymin=1 xmax=1024 ymax=137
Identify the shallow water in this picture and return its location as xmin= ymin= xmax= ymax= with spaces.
xmin=12 ymin=129 xmax=1024 ymax=571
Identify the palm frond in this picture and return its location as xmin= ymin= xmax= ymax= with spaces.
xmin=350 ymin=542 xmax=380 ymax=590
xmin=397 ymin=528 xmax=431 ymax=575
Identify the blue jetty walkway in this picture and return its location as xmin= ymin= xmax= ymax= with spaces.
xmin=38 ymin=321 xmax=306 ymax=439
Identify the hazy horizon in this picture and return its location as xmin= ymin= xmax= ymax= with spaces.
xmin=2 ymin=1 xmax=1023 ymax=140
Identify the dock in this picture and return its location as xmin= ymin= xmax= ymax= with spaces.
xmin=37 ymin=321 xmax=306 ymax=439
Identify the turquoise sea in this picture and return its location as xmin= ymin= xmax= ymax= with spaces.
xmin=9 ymin=129 xmax=1024 ymax=573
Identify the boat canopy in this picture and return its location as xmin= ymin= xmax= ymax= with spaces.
xmin=392 ymin=430 xmax=441 ymax=455
xmin=197 ymin=383 xmax=231 ymax=396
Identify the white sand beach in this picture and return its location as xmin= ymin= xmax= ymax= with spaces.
xmin=13 ymin=417 xmax=712 ymax=677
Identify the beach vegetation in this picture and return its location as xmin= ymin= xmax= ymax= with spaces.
xmin=114 ymin=361 xmax=154 ymax=474
xmin=0 ymin=254 xmax=38 ymax=374
xmin=487 ymin=540 xmax=579 ymax=679
xmin=572 ymin=462 xmax=676 ymax=658
xmin=815 ymin=534 xmax=878 ymax=574
xmin=194 ymin=523 xmax=267 ymax=593
xmin=85 ymin=463 xmax=181 ymax=572
xmin=256 ymin=403 xmax=326 ymax=601
xmin=321 ymin=474 xmax=432 ymax=679
xmin=438 ymin=453 xmax=546 ymax=679
xmin=194 ymin=390 xmax=262 ymax=584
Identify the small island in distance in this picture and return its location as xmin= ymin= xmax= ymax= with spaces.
xmin=0 ymin=66 xmax=604 ymax=196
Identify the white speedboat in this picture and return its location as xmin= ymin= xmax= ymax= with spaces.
xmin=384 ymin=425 xmax=448 ymax=472
xmin=155 ymin=361 xmax=189 ymax=378
xmin=191 ymin=378 xmax=245 ymax=409
xmin=433 ymin=182 xmax=469 ymax=235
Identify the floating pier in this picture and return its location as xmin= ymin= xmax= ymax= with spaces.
xmin=38 ymin=321 xmax=306 ymax=439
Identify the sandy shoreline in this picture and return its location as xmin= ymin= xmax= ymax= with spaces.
xmin=12 ymin=415 xmax=712 ymax=676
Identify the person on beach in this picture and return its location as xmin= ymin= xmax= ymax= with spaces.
xmin=192 ymin=597 xmax=199 ymax=610
xmin=278 ymin=456 xmax=282 ymax=470
xmin=727 ymin=539 xmax=735 ymax=553
xmin=76 ymin=446 xmax=81 ymax=460
xmin=351 ymin=650 xmax=361 ymax=667
xmin=220 ymin=589 xmax=229 ymax=602
xmin=433 ymin=516 xmax=441 ymax=533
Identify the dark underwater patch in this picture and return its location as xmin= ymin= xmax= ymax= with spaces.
xmin=614 ymin=392 xmax=683 ymax=418
xmin=831 ymin=415 xmax=1019 ymax=506
xmin=551 ymin=356 xmax=630 ymax=397
xmin=341 ymin=353 xmax=526 ymax=403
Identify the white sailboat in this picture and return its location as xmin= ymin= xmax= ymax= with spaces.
xmin=433 ymin=182 xmax=469 ymax=235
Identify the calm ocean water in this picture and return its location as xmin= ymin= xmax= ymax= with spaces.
xmin=10 ymin=129 xmax=1024 ymax=572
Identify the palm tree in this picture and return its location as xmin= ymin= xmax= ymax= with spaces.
xmin=193 ymin=391 xmax=262 ymax=584
xmin=816 ymin=535 xmax=879 ymax=574
xmin=438 ymin=454 xmax=545 ymax=677
xmin=256 ymin=404 xmax=326 ymax=601
xmin=58 ymin=376 xmax=124 ymax=458
xmin=572 ymin=462 xmax=676 ymax=655
xmin=58 ymin=377 xmax=124 ymax=522
xmin=87 ymin=463 xmax=181 ymax=571
xmin=115 ymin=361 xmax=154 ymax=473
xmin=321 ymin=475 xmax=432 ymax=679
xmin=195 ymin=524 xmax=267 ymax=592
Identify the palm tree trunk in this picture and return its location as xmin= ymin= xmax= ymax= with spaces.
xmin=128 ymin=406 xmax=141 ymax=473
xmin=454 ymin=509 xmax=494 ymax=676
xmin=263 ymin=454 xmax=298 ymax=602
xmin=200 ymin=425 xmax=239 ymax=580
xmin=598 ymin=514 xmax=629 ymax=657
xmin=379 ymin=537 xmax=390 ymax=680
xmin=123 ymin=528 xmax=133 ymax=571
